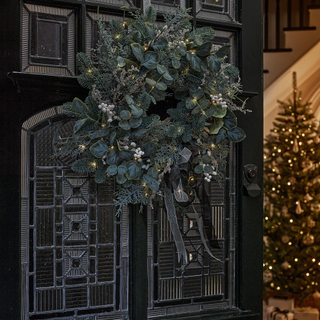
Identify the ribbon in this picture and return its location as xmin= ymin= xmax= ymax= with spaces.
xmin=164 ymin=185 xmax=188 ymax=264
xmin=164 ymin=147 xmax=222 ymax=264
xmin=192 ymin=205 xmax=223 ymax=263
xmin=270 ymin=307 xmax=290 ymax=320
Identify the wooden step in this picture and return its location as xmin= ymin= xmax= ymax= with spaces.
xmin=283 ymin=26 xmax=316 ymax=31
xmin=264 ymin=48 xmax=292 ymax=53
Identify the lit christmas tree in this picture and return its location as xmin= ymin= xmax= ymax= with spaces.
xmin=264 ymin=72 xmax=320 ymax=305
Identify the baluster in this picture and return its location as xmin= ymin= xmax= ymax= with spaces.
xmin=299 ymin=0 xmax=304 ymax=27
xmin=264 ymin=0 xmax=269 ymax=50
xmin=276 ymin=0 xmax=280 ymax=49
xmin=287 ymin=0 xmax=291 ymax=28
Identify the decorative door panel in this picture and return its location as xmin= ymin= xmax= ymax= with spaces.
xmin=195 ymin=0 xmax=237 ymax=23
xmin=147 ymin=148 xmax=236 ymax=317
xmin=21 ymin=107 xmax=129 ymax=320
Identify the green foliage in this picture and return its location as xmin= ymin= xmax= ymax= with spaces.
xmin=57 ymin=6 xmax=247 ymax=214
xmin=264 ymin=93 xmax=320 ymax=305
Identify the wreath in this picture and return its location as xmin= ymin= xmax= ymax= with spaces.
xmin=58 ymin=7 xmax=248 ymax=243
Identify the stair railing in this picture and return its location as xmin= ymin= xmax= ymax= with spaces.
xmin=264 ymin=0 xmax=320 ymax=51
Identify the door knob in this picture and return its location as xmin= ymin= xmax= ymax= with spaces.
xmin=243 ymin=164 xmax=261 ymax=197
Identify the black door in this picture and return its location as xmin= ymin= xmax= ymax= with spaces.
xmin=0 ymin=0 xmax=263 ymax=319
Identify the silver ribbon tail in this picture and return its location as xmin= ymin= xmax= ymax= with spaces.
xmin=164 ymin=185 xmax=188 ymax=264
xmin=192 ymin=205 xmax=223 ymax=263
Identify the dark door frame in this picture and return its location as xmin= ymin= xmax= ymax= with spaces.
xmin=0 ymin=0 xmax=263 ymax=319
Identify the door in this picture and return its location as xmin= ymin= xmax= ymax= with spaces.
xmin=0 ymin=0 xmax=263 ymax=319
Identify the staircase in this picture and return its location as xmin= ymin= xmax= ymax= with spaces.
xmin=263 ymin=0 xmax=320 ymax=136
xmin=264 ymin=7 xmax=320 ymax=89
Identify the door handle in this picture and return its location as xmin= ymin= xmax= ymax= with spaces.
xmin=243 ymin=164 xmax=261 ymax=197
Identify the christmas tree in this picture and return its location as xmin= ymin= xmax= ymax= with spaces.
xmin=264 ymin=72 xmax=320 ymax=305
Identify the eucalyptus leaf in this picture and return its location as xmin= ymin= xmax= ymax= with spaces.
xmin=193 ymin=88 xmax=204 ymax=99
xmin=163 ymin=72 xmax=173 ymax=81
xmin=190 ymin=55 xmax=201 ymax=72
xmin=142 ymin=142 xmax=157 ymax=156
xmin=200 ymin=60 xmax=207 ymax=72
xmin=123 ymin=180 xmax=132 ymax=188
xmin=125 ymin=95 xmax=135 ymax=106
xmin=147 ymin=166 xmax=158 ymax=179
xmin=202 ymin=155 xmax=212 ymax=164
xmin=156 ymin=64 xmax=166 ymax=74
xmin=194 ymin=164 xmax=204 ymax=174
xmin=94 ymin=166 xmax=107 ymax=183
xmin=152 ymin=38 xmax=167 ymax=51
xmin=118 ymin=120 xmax=131 ymax=130
xmin=208 ymin=55 xmax=221 ymax=72
xmin=199 ymin=98 xmax=210 ymax=109
xmin=215 ymin=45 xmax=231 ymax=58
xmin=117 ymin=165 xmax=127 ymax=174
xmin=210 ymin=104 xmax=227 ymax=118
xmin=129 ymin=117 xmax=142 ymax=128
xmin=107 ymin=148 xmax=120 ymax=165
xmin=156 ymin=82 xmax=167 ymax=91
xmin=194 ymin=35 xmax=203 ymax=46
xmin=89 ymin=139 xmax=108 ymax=158
xmin=124 ymin=58 xmax=138 ymax=69
xmin=150 ymin=95 xmax=156 ymax=104
xmin=214 ymin=128 xmax=227 ymax=145
xmin=146 ymin=78 xmax=157 ymax=86
xmin=209 ymin=119 xmax=224 ymax=134
xmin=116 ymin=173 xmax=128 ymax=184
xmin=227 ymin=127 xmax=246 ymax=142
xmin=132 ymin=128 xmax=147 ymax=138
xmin=196 ymin=42 xmax=212 ymax=57
xmin=169 ymin=68 xmax=179 ymax=80
xmin=142 ymin=174 xmax=159 ymax=191
xmin=126 ymin=160 xmax=142 ymax=180
xmin=204 ymin=165 xmax=214 ymax=173
xmin=223 ymin=109 xmax=237 ymax=129
xmin=74 ymin=118 xmax=87 ymax=133
xmin=117 ymin=56 xmax=126 ymax=67
xmin=142 ymin=51 xmax=159 ymax=69
xmin=186 ymin=97 xmax=197 ymax=109
xmin=72 ymin=97 xmax=88 ymax=114
xmin=120 ymin=110 xmax=131 ymax=120
xmin=119 ymin=150 xmax=133 ymax=160
xmin=145 ymin=23 xmax=155 ymax=39
xmin=192 ymin=155 xmax=201 ymax=164
xmin=90 ymin=127 xmax=109 ymax=139
xmin=130 ymin=43 xmax=144 ymax=61
xmin=130 ymin=106 xmax=143 ymax=118
xmin=191 ymin=105 xmax=201 ymax=115
xmin=179 ymin=46 xmax=187 ymax=56
xmin=172 ymin=59 xmax=181 ymax=69
xmin=109 ymin=132 xmax=116 ymax=146
xmin=186 ymin=51 xmax=193 ymax=61
xmin=107 ymin=165 xmax=118 ymax=176
xmin=145 ymin=5 xmax=157 ymax=23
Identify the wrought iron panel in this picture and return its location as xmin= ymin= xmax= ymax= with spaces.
xmin=22 ymin=3 xmax=75 ymax=76
xmin=147 ymin=146 xmax=236 ymax=317
xmin=21 ymin=107 xmax=129 ymax=320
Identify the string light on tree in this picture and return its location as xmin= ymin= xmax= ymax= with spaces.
xmin=264 ymin=72 xmax=320 ymax=305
